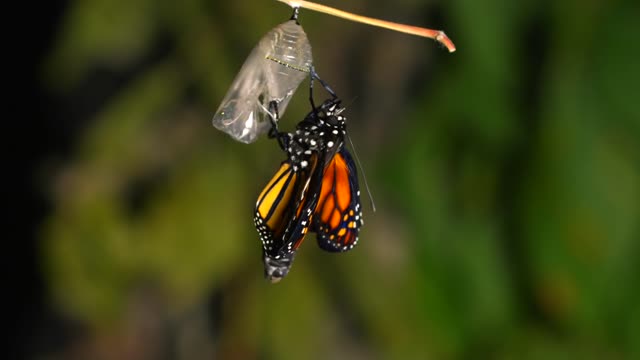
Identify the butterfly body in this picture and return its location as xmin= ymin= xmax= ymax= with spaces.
xmin=254 ymin=95 xmax=363 ymax=282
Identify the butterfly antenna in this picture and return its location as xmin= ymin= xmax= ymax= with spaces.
xmin=346 ymin=132 xmax=376 ymax=212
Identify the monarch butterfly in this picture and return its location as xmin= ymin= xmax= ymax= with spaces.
xmin=212 ymin=9 xmax=313 ymax=143
xmin=254 ymin=71 xmax=364 ymax=282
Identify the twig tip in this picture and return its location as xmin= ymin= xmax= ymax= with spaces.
xmin=435 ymin=31 xmax=456 ymax=53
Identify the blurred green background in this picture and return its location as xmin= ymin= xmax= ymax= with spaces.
xmin=31 ymin=0 xmax=639 ymax=359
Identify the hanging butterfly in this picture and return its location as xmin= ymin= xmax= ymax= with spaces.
xmin=212 ymin=8 xmax=313 ymax=143
xmin=254 ymin=70 xmax=364 ymax=282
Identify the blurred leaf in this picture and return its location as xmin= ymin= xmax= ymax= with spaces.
xmin=45 ymin=0 xmax=156 ymax=90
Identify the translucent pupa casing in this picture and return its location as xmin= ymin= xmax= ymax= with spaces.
xmin=212 ymin=20 xmax=313 ymax=143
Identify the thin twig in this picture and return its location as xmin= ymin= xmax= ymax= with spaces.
xmin=277 ymin=0 xmax=456 ymax=52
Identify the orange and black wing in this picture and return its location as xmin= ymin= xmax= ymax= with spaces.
xmin=254 ymin=154 xmax=322 ymax=256
xmin=313 ymin=148 xmax=363 ymax=252
xmin=255 ymin=154 xmax=324 ymax=282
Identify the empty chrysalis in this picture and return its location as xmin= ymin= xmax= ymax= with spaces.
xmin=212 ymin=11 xmax=312 ymax=143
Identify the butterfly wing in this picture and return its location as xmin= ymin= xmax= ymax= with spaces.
xmin=313 ymin=148 xmax=363 ymax=252
xmin=255 ymin=160 xmax=300 ymax=248
xmin=254 ymin=153 xmax=323 ymax=281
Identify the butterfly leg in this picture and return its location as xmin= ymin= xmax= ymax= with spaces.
xmin=310 ymin=67 xmax=338 ymax=100
xmin=267 ymin=100 xmax=280 ymax=135
xmin=308 ymin=68 xmax=318 ymax=112
xmin=267 ymin=100 xmax=289 ymax=151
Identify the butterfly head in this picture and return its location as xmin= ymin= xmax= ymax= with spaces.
xmin=316 ymin=98 xmax=347 ymax=132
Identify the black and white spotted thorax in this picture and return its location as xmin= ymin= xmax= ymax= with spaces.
xmin=284 ymin=98 xmax=347 ymax=171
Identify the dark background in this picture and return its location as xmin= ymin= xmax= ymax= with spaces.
xmin=14 ymin=0 xmax=67 ymax=358
xmin=15 ymin=0 xmax=639 ymax=359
